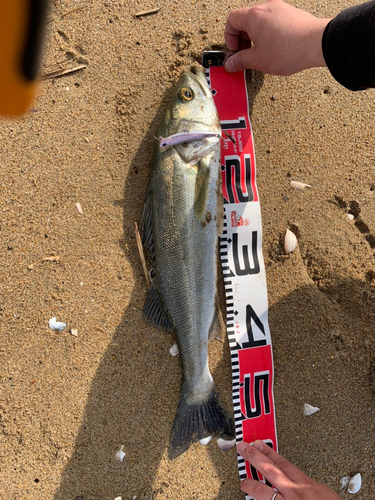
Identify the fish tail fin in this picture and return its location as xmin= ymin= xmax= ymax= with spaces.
xmin=168 ymin=384 xmax=235 ymax=460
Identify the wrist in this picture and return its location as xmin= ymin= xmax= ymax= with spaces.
xmin=302 ymin=17 xmax=331 ymax=70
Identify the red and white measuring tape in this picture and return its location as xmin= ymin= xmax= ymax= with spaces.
xmin=203 ymin=52 xmax=278 ymax=499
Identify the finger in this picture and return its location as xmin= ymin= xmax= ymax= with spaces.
xmin=238 ymin=36 xmax=252 ymax=51
xmin=224 ymin=7 xmax=252 ymax=49
xmin=224 ymin=48 xmax=254 ymax=73
xmin=241 ymin=478 xmax=282 ymax=500
xmin=252 ymin=440 xmax=310 ymax=483
xmin=224 ymin=29 xmax=251 ymax=49
xmin=225 ymin=7 xmax=253 ymax=35
xmin=236 ymin=442 xmax=292 ymax=491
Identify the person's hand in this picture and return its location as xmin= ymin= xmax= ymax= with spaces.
xmin=237 ymin=440 xmax=342 ymax=500
xmin=224 ymin=0 xmax=331 ymax=76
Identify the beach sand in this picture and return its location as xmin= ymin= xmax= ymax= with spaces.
xmin=0 ymin=0 xmax=374 ymax=498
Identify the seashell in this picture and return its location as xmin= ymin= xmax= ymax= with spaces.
xmin=348 ymin=473 xmax=361 ymax=494
xmin=290 ymin=181 xmax=312 ymax=190
xmin=217 ymin=438 xmax=236 ymax=451
xmin=114 ymin=497 xmax=122 ymax=500
xmin=75 ymin=202 xmax=83 ymax=214
xmin=49 ymin=317 xmax=66 ymax=331
xmin=169 ymin=343 xmax=179 ymax=356
xmin=347 ymin=214 xmax=355 ymax=220
xmin=199 ymin=436 xmax=212 ymax=445
xmin=70 ymin=329 xmax=78 ymax=337
xmin=115 ymin=445 xmax=126 ymax=462
xmin=340 ymin=476 xmax=351 ymax=491
xmin=304 ymin=403 xmax=320 ymax=416
xmin=284 ymin=229 xmax=298 ymax=254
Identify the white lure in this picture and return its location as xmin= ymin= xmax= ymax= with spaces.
xmin=159 ymin=130 xmax=221 ymax=149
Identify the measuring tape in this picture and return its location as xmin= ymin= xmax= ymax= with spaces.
xmin=203 ymin=52 xmax=277 ymax=499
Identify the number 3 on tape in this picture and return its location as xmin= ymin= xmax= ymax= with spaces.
xmin=203 ymin=52 xmax=278 ymax=499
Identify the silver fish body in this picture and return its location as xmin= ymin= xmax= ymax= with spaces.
xmin=141 ymin=69 xmax=234 ymax=458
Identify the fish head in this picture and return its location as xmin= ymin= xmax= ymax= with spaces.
xmin=164 ymin=69 xmax=221 ymax=162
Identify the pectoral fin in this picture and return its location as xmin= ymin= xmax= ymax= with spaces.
xmin=194 ymin=156 xmax=211 ymax=220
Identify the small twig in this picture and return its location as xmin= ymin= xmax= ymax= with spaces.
xmin=43 ymin=57 xmax=77 ymax=70
xmin=134 ymin=7 xmax=161 ymax=17
xmin=47 ymin=6 xmax=87 ymax=24
xmin=224 ymin=131 xmax=236 ymax=144
xmin=134 ymin=222 xmax=150 ymax=288
xmin=41 ymin=64 xmax=87 ymax=80
xmin=28 ymin=255 xmax=60 ymax=270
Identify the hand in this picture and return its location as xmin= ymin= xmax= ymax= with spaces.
xmin=224 ymin=0 xmax=331 ymax=76
xmin=237 ymin=440 xmax=342 ymax=500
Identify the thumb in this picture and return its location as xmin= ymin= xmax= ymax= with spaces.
xmin=224 ymin=48 xmax=254 ymax=73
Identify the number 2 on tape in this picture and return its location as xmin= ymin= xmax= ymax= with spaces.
xmin=203 ymin=52 xmax=278 ymax=499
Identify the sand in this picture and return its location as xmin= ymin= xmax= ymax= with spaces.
xmin=0 ymin=0 xmax=374 ymax=499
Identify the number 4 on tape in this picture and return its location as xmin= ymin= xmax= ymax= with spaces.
xmin=203 ymin=53 xmax=278 ymax=500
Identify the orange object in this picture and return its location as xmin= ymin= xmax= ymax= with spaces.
xmin=0 ymin=0 xmax=47 ymax=116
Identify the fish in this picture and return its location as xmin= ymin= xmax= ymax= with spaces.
xmin=140 ymin=68 xmax=235 ymax=459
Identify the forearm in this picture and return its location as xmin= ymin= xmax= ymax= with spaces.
xmin=322 ymin=0 xmax=375 ymax=90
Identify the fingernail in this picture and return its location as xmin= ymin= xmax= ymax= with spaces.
xmin=224 ymin=58 xmax=235 ymax=73
xmin=236 ymin=441 xmax=248 ymax=453
xmin=252 ymin=440 xmax=264 ymax=451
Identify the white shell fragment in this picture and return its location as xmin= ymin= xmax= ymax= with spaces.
xmin=290 ymin=181 xmax=312 ymax=190
xmin=348 ymin=473 xmax=362 ymax=494
xmin=347 ymin=213 xmax=355 ymax=220
xmin=114 ymin=497 xmax=123 ymax=500
xmin=115 ymin=445 xmax=126 ymax=462
xmin=70 ymin=329 xmax=78 ymax=337
xmin=340 ymin=476 xmax=351 ymax=491
xmin=304 ymin=403 xmax=320 ymax=416
xmin=49 ymin=317 xmax=67 ymax=331
xmin=169 ymin=343 xmax=179 ymax=356
xmin=75 ymin=202 xmax=83 ymax=214
xmin=284 ymin=229 xmax=298 ymax=254
xmin=199 ymin=436 xmax=212 ymax=445
xmin=217 ymin=438 xmax=236 ymax=451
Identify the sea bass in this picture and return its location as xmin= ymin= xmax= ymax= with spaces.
xmin=140 ymin=69 xmax=234 ymax=459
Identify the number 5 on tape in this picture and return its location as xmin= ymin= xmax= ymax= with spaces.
xmin=203 ymin=52 xmax=277 ymax=500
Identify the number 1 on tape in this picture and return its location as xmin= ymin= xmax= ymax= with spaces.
xmin=203 ymin=53 xmax=278 ymax=499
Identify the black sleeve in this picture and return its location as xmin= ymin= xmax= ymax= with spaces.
xmin=322 ymin=0 xmax=375 ymax=90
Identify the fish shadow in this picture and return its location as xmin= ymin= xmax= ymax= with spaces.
xmin=52 ymin=87 xmax=173 ymax=500
xmin=52 ymin=71 xmax=266 ymax=500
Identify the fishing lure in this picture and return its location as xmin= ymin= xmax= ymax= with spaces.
xmin=159 ymin=130 xmax=221 ymax=150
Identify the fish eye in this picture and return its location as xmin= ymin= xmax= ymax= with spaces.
xmin=179 ymin=87 xmax=194 ymax=102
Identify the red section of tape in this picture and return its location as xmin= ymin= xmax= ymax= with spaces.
xmin=239 ymin=345 xmax=277 ymax=477
xmin=209 ymin=67 xmax=258 ymax=204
